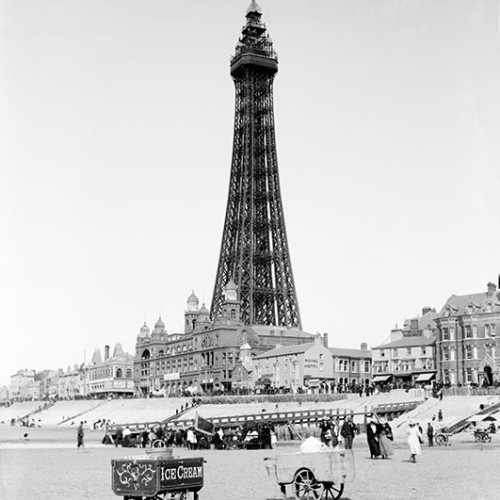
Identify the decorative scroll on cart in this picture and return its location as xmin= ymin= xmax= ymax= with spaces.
xmin=111 ymin=451 xmax=204 ymax=500
xmin=264 ymin=449 xmax=355 ymax=500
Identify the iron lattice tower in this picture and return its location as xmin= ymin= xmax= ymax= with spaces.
xmin=211 ymin=1 xmax=302 ymax=328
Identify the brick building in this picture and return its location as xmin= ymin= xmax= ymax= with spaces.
xmin=329 ymin=344 xmax=372 ymax=391
xmin=436 ymin=281 xmax=500 ymax=386
xmin=133 ymin=284 xmax=315 ymax=396
xmin=253 ymin=334 xmax=333 ymax=393
xmin=372 ymin=308 xmax=437 ymax=386
xmin=85 ymin=343 xmax=135 ymax=398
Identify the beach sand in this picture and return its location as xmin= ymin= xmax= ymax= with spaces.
xmin=1 ymin=424 xmax=499 ymax=499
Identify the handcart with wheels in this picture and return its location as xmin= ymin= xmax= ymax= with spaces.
xmin=474 ymin=429 xmax=492 ymax=443
xmin=111 ymin=450 xmax=204 ymax=500
xmin=264 ymin=449 xmax=355 ymax=500
xmin=434 ymin=432 xmax=451 ymax=446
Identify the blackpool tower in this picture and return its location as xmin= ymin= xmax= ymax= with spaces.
xmin=211 ymin=1 xmax=302 ymax=329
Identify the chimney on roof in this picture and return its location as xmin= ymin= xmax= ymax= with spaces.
xmin=104 ymin=345 xmax=110 ymax=360
xmin=323 ymin=333 xmax=329 ymax=347
xmin=409 ymin=318 xmax=419 ymax=336
xmin=360 ymin=342 xmax=368 ymax=351
xmin=422 ymin=307 xmax=435 ymax=316
xmin=487 ymin=282 xmax=497 ymax=297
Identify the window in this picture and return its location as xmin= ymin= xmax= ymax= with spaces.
xmin=464 ymin=325 xmax=472 ymax=339
xmin=421 ymin=347 xmax=426 ymax=355
xmin=442 ymin=328 xmax=449 ymax=341
xmin=485 ymin=324 xmax=496 ymax=337
xmin=465 ymin=345 xmax=473 ymax=360
xmin=442 ymin=348 xmax=449 ymax=361
xmin=392 ymin=348 xmax=398 ymax=357
xmin=406 ymin=347 xmax=412 ymax=356
xmin=380 ymin=350 xmax=385 ymax=357
xmin=364 ymin=361 xmax=370 ymax=373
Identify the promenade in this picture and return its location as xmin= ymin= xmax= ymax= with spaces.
xmin=0 ymin=425 xmax=499 ymax=499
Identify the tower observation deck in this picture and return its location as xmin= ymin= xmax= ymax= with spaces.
xmin=211 ymin=1 xmax=302 ymax=329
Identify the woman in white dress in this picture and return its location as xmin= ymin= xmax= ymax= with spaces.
xmin=407 ymin=419 xmax=422 ymax=463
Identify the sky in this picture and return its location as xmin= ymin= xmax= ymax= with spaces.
xmin=1 ymin=0 xmax=500 ymax=387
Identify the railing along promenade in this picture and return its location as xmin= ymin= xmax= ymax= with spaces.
xmin=444 ymin=386 xmax=500 ymax=397
xmin=105 ymin=394 xmax=423 ymax=436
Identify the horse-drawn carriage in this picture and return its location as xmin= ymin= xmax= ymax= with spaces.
xmin=264 ymin=449 xmax=355 ymax=500
xmin=111 ymin=450 xmax=204 ymax=500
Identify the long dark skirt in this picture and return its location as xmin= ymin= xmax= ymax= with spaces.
xmin=367 ymin=436 xmax=380 ymax=458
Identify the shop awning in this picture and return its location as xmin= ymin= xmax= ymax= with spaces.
xmin=415 ymin=372 xmax=436 ymax=382
xmin=372 ymin=375 xmax=391 ymax=383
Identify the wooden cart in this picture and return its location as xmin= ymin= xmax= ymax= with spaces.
xmin=264 ymin=449 xmax=355 ymax=500
xmin=111 ymin=452 xmax=204 ymax=500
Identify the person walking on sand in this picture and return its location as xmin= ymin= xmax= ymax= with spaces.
xmin=366 ymin=416 xmax=381 ymax=459
xmin=378 ymin=418 xmax=394 ymax=459
xmin=427 ymin=422 xmax=434 ymax=446
xmin=341 ymin=416 xmax=357 ymax=450
xmin=77 ymin=422 xmax=84 ymax=451
xmin=407 ymin=419 xmax=422 ymax=463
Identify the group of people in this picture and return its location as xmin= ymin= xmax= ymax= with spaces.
xmin=318 ymin=416 xmax=359 ymax=450
xmin=366 ymin=416 xmax=394 ymax=459
xmin=367 ymin=415 xmax=428 ymax=462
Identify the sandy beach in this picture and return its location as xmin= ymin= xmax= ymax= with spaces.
xmin=1 ymin=424 xmax=499 ymax=499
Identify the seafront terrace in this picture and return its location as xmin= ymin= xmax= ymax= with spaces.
xmin=2 ymin=390 xmax=499 ymax=438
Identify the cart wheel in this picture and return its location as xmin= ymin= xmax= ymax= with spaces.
xmin=482 ymin=434 xmax=491 ymax=443
xmin=321 ymin=482 xmax=344 ymax=500
xmin=435 ymin=434 xmax=447 ymax=446
xmin=293 ymin=468 xmax=323 ymax=500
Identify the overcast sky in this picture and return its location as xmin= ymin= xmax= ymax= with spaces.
xmin=1 ymin=0 xmax=500 ymax=387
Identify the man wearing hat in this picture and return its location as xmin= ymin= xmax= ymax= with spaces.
xmin=366 ymin=415 xmax=380 ymax=458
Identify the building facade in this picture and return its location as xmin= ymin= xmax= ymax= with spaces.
xmin=253 ymin=335 xmax=333 ymax=393
xmin=58 ymin=365 xmax=82 ymax=400
xmin=436 ymin=282 xmax=500 ymax=386
xmin=329 ymin=344 xmax=372 ymax=391
xmin=133 ymin=287 xmax=315 ymax=396
xmin=85 ymin=343 xmax=135 ymax=398
xmin=9 ymin=369 xmax=39 ymax=401
xmin=372 ymin=308 xmax=437 ymax=386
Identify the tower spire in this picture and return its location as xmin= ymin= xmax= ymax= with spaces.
xmin=210 ymin=5 xmax=301 ymax=329
xmin=247 ymin=1 xmax=262 ymax=14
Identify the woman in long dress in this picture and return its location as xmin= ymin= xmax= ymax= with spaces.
xmin=378 ymin=419 xmax=394 ymax=459
xmin=407 ymin=419 xmax=422 ymax=463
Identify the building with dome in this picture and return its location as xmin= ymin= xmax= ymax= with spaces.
xmin=133 ymin=283 xmax=316 ymax=396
